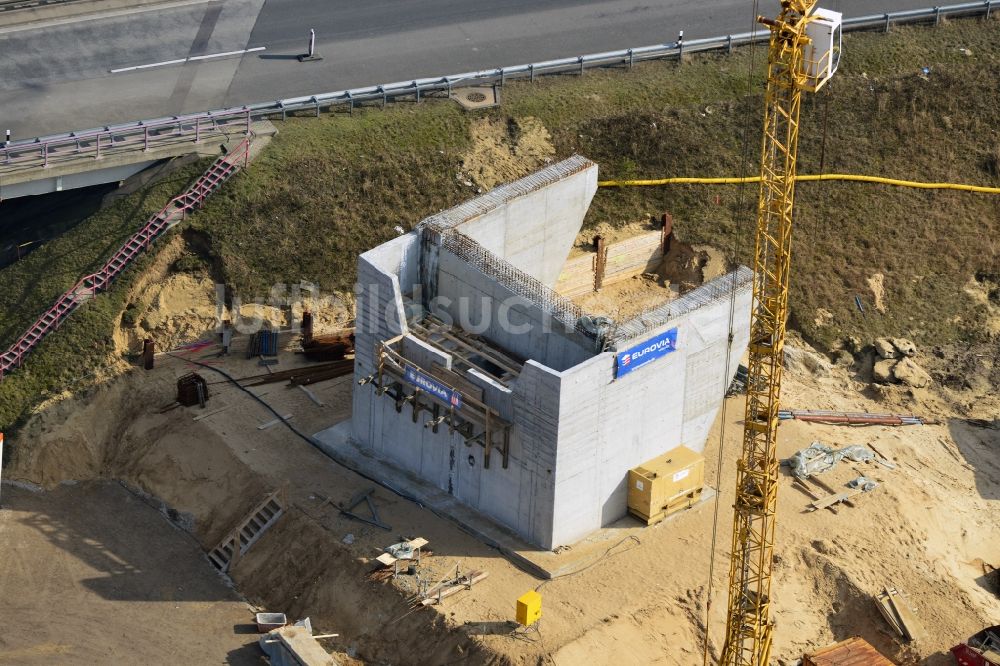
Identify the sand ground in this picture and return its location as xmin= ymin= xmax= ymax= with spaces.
xmin=6 ymin=324 xmax=999 ymax=664
xmin=0 ymin=481 xmax=259 ymax=665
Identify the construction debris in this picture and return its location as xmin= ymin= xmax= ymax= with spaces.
xmin=298 ymin=384 xmax=325 ymax=406
xmin=848 ymin=475 xmax=878 ymax=492
xmin=257 ymin=414 xmax=293 ymax=430
xmin=951 ymin=626 xmax=1000 ymax=666
xmin=337 ymin=488 xmax=390 ymax=531
xmin=177 ymin=372 xmax=209 ymax=407
xmin=259 ymin=624 xmax=339 ymax=666
xmin=192 ymin=404 xmax=231 ymax=422
xmin=808 ymin=487 xmax=865 ymax=511
xmin=301 ymin=327 xmax=355 ymax=362
xmin=876 ymin=585 xmax=927 ymax=642
xmin=778 ymin=409 xmax=934 ymax=425
xmin=419 ymin=565 xmax=489 ymax=606
xmin=241 ymin=359 xmax=354 ymax=387
xmin=785 ymin=442 xmax=874 ymax=479
xmin=792 ymin=477 xmax=840 ymax=514
xmin=375 ymin=537 xmax=429 ymax=577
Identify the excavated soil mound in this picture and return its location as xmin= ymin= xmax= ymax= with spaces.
xmin=461 ymin=116 xmax=556 ymax=190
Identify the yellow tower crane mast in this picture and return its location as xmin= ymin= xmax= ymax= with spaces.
xmin=721 ymin=2 xmax=841 ymax=665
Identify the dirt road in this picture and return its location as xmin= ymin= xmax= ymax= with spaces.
xmin=0 ymin=481 xmax=259 ymax=665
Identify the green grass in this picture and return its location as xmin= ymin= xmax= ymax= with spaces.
xmin=2 ymin=17 xmax=999 ymax=430
xmin=191 ymin=106 xmax=473 ymax=295
xmin=0 ymin=163 xmax=209 ymax=427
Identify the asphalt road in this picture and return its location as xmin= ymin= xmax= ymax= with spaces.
xmin=0 ymin=0 xmax=936 ymax=139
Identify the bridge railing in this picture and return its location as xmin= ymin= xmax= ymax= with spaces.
xmin=0 ymin=0 xmax=993 ymax=176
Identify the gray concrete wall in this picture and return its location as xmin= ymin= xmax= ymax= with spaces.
xmin=352 ymin=343 xmax=562 ymax=547
xmin=548 ymin=272 xmax=753 ymax=547
xmin=352 ymin=233 xmax=561 ymax=546
xmin=456 ymin=163 xmax=598 ymax=287
xmin=421 ymin=155 xmax=597 ymax=287
xmin=432 ymin=247 xmax=595 ymax=371
xmin=351 ymin=161 xmax=753 ymax=550
xmin=0 ymin=160 xmax=155 ymax=199
xmin=352 ymin=234 xmax=417 ymax=455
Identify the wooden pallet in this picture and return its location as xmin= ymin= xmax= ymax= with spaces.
xmin=208 ymin=490 xmax=285 ymax=572
xmin=629 ymin=488 xmax=703 ymax=526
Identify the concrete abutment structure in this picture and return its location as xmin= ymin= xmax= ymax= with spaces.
xmin=323 ymin=156 xmax=751 ymax=550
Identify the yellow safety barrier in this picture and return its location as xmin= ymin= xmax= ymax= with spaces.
xmin=597 ymin=173 xmax=1000 ymax=194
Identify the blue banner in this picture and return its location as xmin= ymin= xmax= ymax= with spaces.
xmin=615 ymin=327 xmax=678 ymax=378
xmin=403 ymin=365 xmax=463 ymax=408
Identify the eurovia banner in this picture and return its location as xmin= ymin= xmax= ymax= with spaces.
xmin=615 ymin=327 xmax=679 ymax=378
xmin=404 ymin=365 xmax=463 ymax=409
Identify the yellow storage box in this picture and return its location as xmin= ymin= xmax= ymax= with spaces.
xmin=628 ymin=445 xmax=704 ymax=525
xmin=516 ymin=591 xmax=542 ymax=627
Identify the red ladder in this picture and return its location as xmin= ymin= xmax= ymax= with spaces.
xmin=0 ymin=137 xmax=252 ymax=379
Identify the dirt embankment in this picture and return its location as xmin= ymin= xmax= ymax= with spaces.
xmin=113 ymin=232 xmax=353 ymax=359
xmin=12 ymin=322 xmax=1000 ymax=666
xmin=461 ymin=116 xmax=555 ymax=190
xmin=9 ymin=294 xmax=507 ymax=666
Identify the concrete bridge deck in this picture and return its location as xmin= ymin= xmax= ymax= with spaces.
xmin=0 ymin=116 xmax=250 ymax=200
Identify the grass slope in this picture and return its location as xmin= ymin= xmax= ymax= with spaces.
xmin=0 ymin=164 xmax=209 ymax=426
xmin=2 ymin=18 xmax=998 ymax=429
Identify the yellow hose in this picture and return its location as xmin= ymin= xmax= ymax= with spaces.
xmin=597 ymin=173 xmax=1000 ymax=194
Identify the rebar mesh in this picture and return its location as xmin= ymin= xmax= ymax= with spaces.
xmin=610 ymin=266 xmax=754 ymax=346
xmin=418 ymin=155 xmax=594 ymax=233
xmin=430 ymin=223 xmax=594 ymax=337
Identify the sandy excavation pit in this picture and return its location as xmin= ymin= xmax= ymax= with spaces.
xmin=553 ymin=215 xmax=729 ymax=323
xmin=6 ymin=160 xmax=1000 ymax=664
xmin=4 ymin=311 xmax=999 ymax=664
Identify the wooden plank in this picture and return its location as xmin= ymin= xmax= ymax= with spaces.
xmin=885 ymin=586 xmax=927 ymax=642
xmin=420 ymin=570 xmax=489 ymax=606
xmin=298 ymin=384 xmax=325 ymax=406
xmin=429 ymin=364 xmax=484 ymax=403
xmin=411 ymin=320 xmax=521 ymax=377
xmin=875 ymin=590 xmax=904 ymax=637
xmin=793 ymin=478 xmax=838 ymax=514
xmin=804 ymin=636 xmax=895 ymax=665
xmin=809 ymin=487 xmax=864 ymax=511
xmin=806 ymin=476 xmax=858 ymax=507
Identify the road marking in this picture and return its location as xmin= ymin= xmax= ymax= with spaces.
xmin=0 ymin=0 xmax=211 ymax=35
xmin=189 ymin=48 xmax=263 ymax=62
xmin=110 ymin=47 xmax=265 ymax=73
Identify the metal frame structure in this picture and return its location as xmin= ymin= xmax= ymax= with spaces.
xmin=721 ymin=1 xmax=831 ymax=663
xmin=370 ymin=334 xmax=512 ymax=470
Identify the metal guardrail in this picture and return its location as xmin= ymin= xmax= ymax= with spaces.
xmin=0 ymin=1 xmax=993 ymax=175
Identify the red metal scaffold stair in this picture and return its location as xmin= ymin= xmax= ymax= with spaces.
xmin=0 ymin=136 xmax=252 ymax=379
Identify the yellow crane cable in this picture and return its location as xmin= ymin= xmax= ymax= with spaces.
xmin=597 ymin=173 xmax=1000 ymax=194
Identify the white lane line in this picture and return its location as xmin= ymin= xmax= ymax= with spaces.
xmin=111 ymin=58 xmax=187 ymax=73
xmin=110 ymin=47 xmax=265 ymax=73
xmin=188 ymin=47 xmax=265 ymax=62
